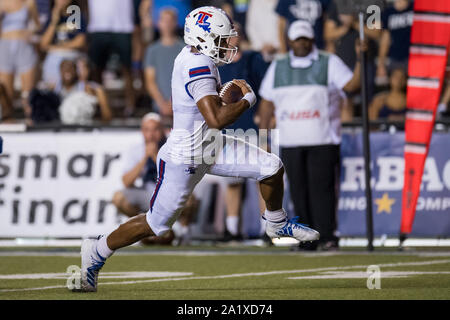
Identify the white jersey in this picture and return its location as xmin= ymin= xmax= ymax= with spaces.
xmin=162 ymin=45 xmax=222 ymax=164
xmin=145 ymin=50 xmax=283 ymax=237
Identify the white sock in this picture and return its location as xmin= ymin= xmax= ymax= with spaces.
xmin=95 ymin=235 xmax=114 ymax=259
xmin=263 ymin=208 xmax=287 ymax=223
xmin=172 ymin=221 xmax=190 ymax=238
xmin=172 ymin=221 xmax=182 ymax=238
xmin=226 ymin=216 xmax=239 ymax=236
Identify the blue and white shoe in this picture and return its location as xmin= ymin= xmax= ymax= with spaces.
xmin=76 ymin=237 xmax=106 ymax=292
xmin=265 ymin=217 xmax=320 ymax=242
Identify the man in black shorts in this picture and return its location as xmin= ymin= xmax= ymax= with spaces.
xmin=87 ymin=0 xmax=137 ymax=115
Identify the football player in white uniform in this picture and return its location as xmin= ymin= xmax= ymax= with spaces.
xmin=76 ymin=6 xmax=319 ymax=292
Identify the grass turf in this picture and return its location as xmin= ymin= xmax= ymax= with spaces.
xmin=0 ymin=246 xmax=449 ymax=300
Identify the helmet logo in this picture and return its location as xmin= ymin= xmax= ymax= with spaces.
xmin=196 ymin=11 xmax=213 ymax=32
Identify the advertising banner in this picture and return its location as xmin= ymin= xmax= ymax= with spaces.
xmin=0 ymin=131 xmax=141 ymax=237
xmin=339 ymin=131 xmax=450 ymax=237
xmin=1 ymin=130 xmax=449 ymax=238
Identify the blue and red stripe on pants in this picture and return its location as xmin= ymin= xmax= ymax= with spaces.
xmin=149 ymin=159 xmax=166 ymax=212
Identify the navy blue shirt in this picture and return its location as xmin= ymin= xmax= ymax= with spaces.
xmin=219 ymin=51 xmax=269 ymax=131
xmin=275 ymin=0 xmax=336 ymax=49
xmin=381 ymin=2 xmax=414 ymax=62
xmin=142 ymin=138 xmax=166 ymax=184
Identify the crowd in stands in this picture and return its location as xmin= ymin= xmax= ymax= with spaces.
xmin=0 ymin=0 xmax=448 ymax=126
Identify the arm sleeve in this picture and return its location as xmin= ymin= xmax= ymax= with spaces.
xmin=187 ymin=77 xmax=218 ymax=103
xmin=258 ymin=61 xmax=276 ymax=102
xmin=328 ymin=54 xmax=353 ymax=90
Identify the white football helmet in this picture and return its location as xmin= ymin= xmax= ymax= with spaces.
xmin=184 ymin=6 xmax=238 ymax=65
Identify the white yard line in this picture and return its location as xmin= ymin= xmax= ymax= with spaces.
xmin=288 ymin=271 xmax=450 ymax=280
xmin=0 ymin=271 xmax=194 ymax=280
xmin=0 ymin=285 xmax=66 ymax=292
xmin=1 ymin=259 xmax=449 ymax=293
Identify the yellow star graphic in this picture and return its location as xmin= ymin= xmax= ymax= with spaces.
xmin=375 ymin=193 xmax=396 ymax=214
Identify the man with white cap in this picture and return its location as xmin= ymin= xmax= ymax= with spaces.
xmin=112 ymin=112 xmax=198 ymax=245
xmin=258 ymin=20 xmax=364 ymax=251
xmin=112 ymin=113 xmax=165 ymax=219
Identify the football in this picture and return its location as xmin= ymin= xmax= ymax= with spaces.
xmin=219 ymin=81 xmax=244 ymax=105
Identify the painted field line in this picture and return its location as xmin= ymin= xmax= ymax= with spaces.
xmin=0 ymin=271 xmax=194 ymax=280
xmin=0 ymin=285 xmax=66 ymax=292
xmin=288 ymin=271 xmax=450 ymax=280
xmin=1 ymin=259 xmax=449 ymax=293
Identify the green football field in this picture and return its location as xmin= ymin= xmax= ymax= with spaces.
xmin=0 ymin=245 xmax=449 ymax=300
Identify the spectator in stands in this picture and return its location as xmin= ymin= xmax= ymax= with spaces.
xmin=138 ymin=0 xmax=154 ymax=45
xmin=246 ymin=0 xmax=280 ymax=62
xmin=141 ymin=0 xmax=191 ymax=35
xmin=112 ymin=112 xmax=170 ymax=243
xmin=112 ymin=113 xmax=198 ymax=245
xmin=131 ymin=0 xmax=144 ymax=77
xmin=258 ymin=21 xmax=364 ymax=251
xmin=325 ymin=4 xmax=380 ymax=112
xmin=40 ymin=0 xmax=87 ymax=87
xmin=218 ymin=23 xmax=270 ymax=242
xmin=28 ymin=86 xmax=60 ymax=124
xmin=0 ymin=0 xmax=40 ymax=122
xmin=326 ymin=5 xmax=381 ymax=69
xmin=113 ymin=113 xmax=165 ymax=218
xmin=222 ymin=0 xmax=249 ymax=43
xmin=35 ymin=0 xmax=51 ymax=30
xmin=275 ymin=0 xmax=337 ymax=52
xmin=143 ymin=8 xmax=184 ymax=118
xmin=55 ymin=59 xmax=112 ymax=124
xmin=86 ymin=0 xmax=136 ymax=116
xmin=369 ymin=67 xmax=407 ymax=121
xmin=377 ymin=0 xmax=414 ymax=82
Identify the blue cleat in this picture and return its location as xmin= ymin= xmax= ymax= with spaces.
xmin=75 ymin=237 xmax=106 ymax=292
xmin=265 ymin=217 xmax=320 ymax=242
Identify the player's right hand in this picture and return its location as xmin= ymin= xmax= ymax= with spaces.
xmin=232 ymin=79 xmax=257 ymax=108
xmin=232 ymin=79 xmax=252 ymax=95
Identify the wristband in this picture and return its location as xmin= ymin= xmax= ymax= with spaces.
xmin=242 ymin=92 xmax=256 ymax=108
